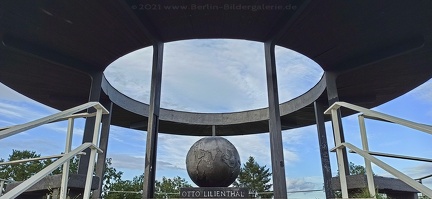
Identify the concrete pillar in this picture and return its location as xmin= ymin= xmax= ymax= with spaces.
xmin=264 ymin=41 xmax=288 ymax=199
xmin=78 ymin=72 xmax=103 ymax=174
xmin=92 ymin=100 xmax=113 ymax=199
xmin=142 ymin=42 xmax=164 ymax=198
xmin=325 ymin=72 xmax=350 ymax=175
xmin=314 ymin=101 xmax=334 ymax=199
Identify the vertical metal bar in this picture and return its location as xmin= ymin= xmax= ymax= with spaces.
xmin=60 ymin=118 xmax=74 ymax=199
xmin=358 ymin=115 xmax=376 ymax=196
xmin=143 ymin=42 xmax=164 ymax=199
xmin=325 ymin=72 xmax=350 ymax=175
xmin=264 ymin=41 xmax=288 ymax=199
xmin=92 ymin=101 xmax=113 ymax=199
xmin=0 ymin=180 xmax=5 ymax=196
xmin=313 ymin=102 xmax=333 ymax=199
xmin=83 ymin=108 xmax=103 ymax=198
xmin=331 ymin=109 xmax=348 ymax=198
xmin=212 ymin=125 xmax=216 ymax=136
xmin=78 ymin=72 xmax=103 ymax=175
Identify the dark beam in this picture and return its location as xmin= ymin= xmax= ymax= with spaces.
xmin=117 ymin=0 xmax=161 ymax=43
xmin=325 ymin=72 xmax=349 ymax=176
xmin=92 ymin=100 xmax=113 ymax=199
xmin=265 ymin=0 xmax=312 ymax=42
xmin=336 ymin=35 xmax=425 ymax=73
xmin=78 ymin=72 xmax=103 ymax=175
xmin=314 ymin=101 xmax=333 ymax=199
xmin=2 ymin=35 xmax=98 ymax=74
xmin=264 ymin=41 xmax=288 ymax=199
xmin=142 ymin=42 xmax=164 ymax=198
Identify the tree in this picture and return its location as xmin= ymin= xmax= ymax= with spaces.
xmin=101 ymin=160 xmax=144 ymax=199
xmin=103 ymin=175 xmax=143 ymax=199
xmin=336 ymin=162 xmax=372 ymax=176
xmin=0 ymin=150 xmax=78 ymax=181
xmin=349 ymin=162 xmax=366 ymax=175
xmin=233 ymin=156 xmax=272 ymax=198
xmin=155 ymin=176 xmax=192 ymax=198
xmin=0 ymin=150 xmax=46 ymax=181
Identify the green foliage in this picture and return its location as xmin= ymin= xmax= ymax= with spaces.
xmin=352 ymin=188 xmax=388 ymax=199
xmin=335 ymin=162 xmax=387 ymax=198
xmin=0 ymin=150 xmax=45 ymax=181
xmin=233 ymin=156 xmax=272 ymax=198
xmin=349 ymin=162 xmax=367 ymax=175
xmin=0 ymin=150 xmax=78 ymax=181
xmin=155 ymin=176 xmax=192 ymax=198
xmin=337 ymin=161 xmax=374 ymax=176
xmin=1 ymin=150 xmax=193 ymax=199
xmin=103 ymin=173 xmax=192 ymax=199
xmin=103 ymin=174 xmax=143 ymax=199
xmin=334 ymin=188 xmax=389 ymax=199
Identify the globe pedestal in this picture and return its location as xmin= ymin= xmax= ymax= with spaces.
xmin=180 ymin=187 xmax=249 ymax=198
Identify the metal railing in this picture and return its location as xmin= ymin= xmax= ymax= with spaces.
xmin=0 ymin=102 xmax=109 ymax=199
xmin=325 ymin=102 xmax=432 ymax=199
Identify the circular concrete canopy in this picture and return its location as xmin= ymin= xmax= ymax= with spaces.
xmin=0 ymin=1 xmax=431 ymax=136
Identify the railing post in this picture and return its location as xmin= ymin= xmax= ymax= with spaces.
xmin=0 ymin=180 xmax=5 ymax=196
xmin=330 ymin=109 xmax=348 ymax=198
xmin=93 ymin=101 xmax=113 ymax=199
xmin=358 ymin=115 xmax=376 ymax=197
xmin=60 ymin=118 xmax=74 ymax=199
xmin=83 ymin=108 xmax=103 ymax=198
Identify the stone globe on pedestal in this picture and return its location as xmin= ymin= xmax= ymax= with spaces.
xmin=186 ymin=136 xmax=241 ymax=187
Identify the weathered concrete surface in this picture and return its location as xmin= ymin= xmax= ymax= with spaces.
xmin=331 ymin=175 xmax=419 ymax=199
xmin=5 ymin=174 xmax=99 ymax=199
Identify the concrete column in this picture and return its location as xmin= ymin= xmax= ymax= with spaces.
xmin=142 ymin=42 xmax=164 ymax=198
xmin=325 ymin=72 xmax=350 ymax=175
xmin=92 ymin=100 xmax=113 ymax=199
xmin=78 ymin=72 xmax=103 ymax=174
xmin=264 ymin=42 xmax=288 ymax=199
xmin=314 ymin=101 xmax=334 ymax=199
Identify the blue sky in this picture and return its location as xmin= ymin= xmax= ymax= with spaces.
xmin=0 ymin=39 xmax=431 ymax=198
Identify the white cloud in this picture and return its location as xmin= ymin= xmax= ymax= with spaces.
xmin=0 ymin=83 xmax=34 ymax=102
xmin=275 ymin=46 xmax=323 ymax=102
xmin=104 ymin=39 xmax=323 ymax=113
xmin=287 ymin=177 xmax=319 ymax=192
xmin=0 ymin=101 xmax=44 ymax=120
xmin=108 ymin=153 xmax=145 ymax=170
xmin=0 ymin=138 xmax=62 ymax=156
xmin=411 ymin=79 xmax=432 ymax=103
xmin=157 ymin=134 xmax=201 ymax=170
xmin=404 ymin=163 xmax=432 ymax=179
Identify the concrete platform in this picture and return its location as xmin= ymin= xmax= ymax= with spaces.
xmin=5 ymin=174 xmax=99 ymax=199
xmin=331 ymin=175 xmax=419 ymax=199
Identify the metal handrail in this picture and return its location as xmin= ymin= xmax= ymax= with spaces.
xmin=0 ymin=143 xmax=103 ymax=199
xmin=0 ymin=102 xmax=108 ymax=199
xmin=0 ymin=152 xmax=86 ymax=166
xmin=324 ymin=101 xmax=432 ymax=198
xmin=324 ymin=102 xmax=432 ymax=134
xmin=0 ymin=102 xmax=108 ymax=140
xmin=334 ymin=142 xmax=432 ymax=198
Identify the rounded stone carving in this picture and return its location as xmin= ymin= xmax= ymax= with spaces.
xmin=186 ymin=136 xmax=241 ymax=187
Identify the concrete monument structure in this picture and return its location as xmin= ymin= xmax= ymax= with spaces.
xmin=1 ymin=1 xmax=432 ymax=198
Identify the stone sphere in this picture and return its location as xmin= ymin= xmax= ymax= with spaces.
xmin=186 ymin=136 xmax=241 ymax=187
